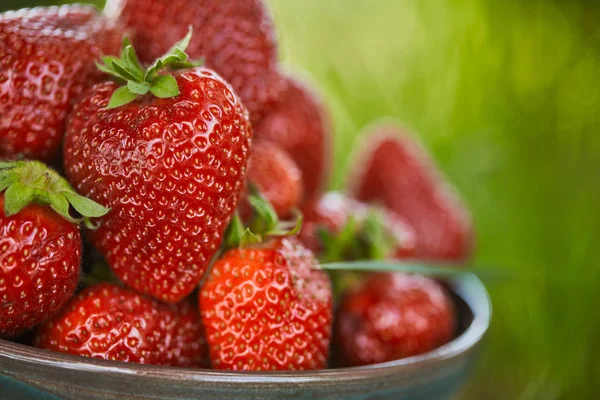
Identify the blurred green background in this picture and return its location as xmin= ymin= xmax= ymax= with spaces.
xmin=3 ymin=0 xmax=599 ymax=398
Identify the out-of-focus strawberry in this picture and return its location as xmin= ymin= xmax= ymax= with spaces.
xmin=0 ymin=160 xmax=109 ymax=338
xmin=349 ymin=124 xmax=473 ymax=261
xmin=239 ymin=140 xmax=303 ymax=220
xmin=335 ymin=272 xmax=456 ymax=366
xmin=35 ymin=283 xmax=208 ymax=367
xmin=63 ymin=31 xmax=252 ymax=302
xmin=254 ymin=76 xmax=332 ymax=202
xmin=200 ymin=237 xmax=332 ymax=370
xmin=105 ymin=0 xmax=285 ymax=123
xmin=0 ymin=5 xmax=123 ymax=163
xmin=299 ymin=192 xmax=416 ymax=261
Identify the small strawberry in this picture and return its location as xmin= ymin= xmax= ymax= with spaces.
xmin=0 ymin=160 xmax=109 ymax=338
xmin=63 ymin=31 xmax=252 ymax=302
xmin=200 ymin=237 xmax=332 ymax=370
xmin=35 ymin=283 xmax=208 ymax=367
xmin=240 ymin=140 xmax=303 ymax=220
xmin=105 ymin=0 xmax=285 ymax=123
xmin=0 ymin=5 xmax=123 ymax=163
xmin=335 ymin=272 xmax=456 ymax=367
xmin=254 ymin=75 xmax=332 ymax=202
xmin=300 ymin=192 xmax=416 ymax=261
xmin=349 ymin=124 xmax=473 ymax=261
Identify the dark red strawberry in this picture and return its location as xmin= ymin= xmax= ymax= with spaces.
xmin=254 ymin=75 xmax=332 ymax=202
xmin=105 ymin=0 xmax=285 ymax=123
xmin=0 ymin=5 xmax=123 ymax=163
xmin=63 ymin=32 xmax=252 ymax=303
xmin=335 ymin=272 xmax=456 ymax=366
xmin=349 ymin=124 xmax=473 ymax=261
xmin=240 ymin=140 xmax=303 ymax=219
xmin=300 ymin=192 xmax=416 ymax=261
xmin=200 ymin=237 xmax=332 ymax=370
xmin=0 ymin=160 xmax=109 ymax=338
xmin=35 ymin=283 xmax=208 ymax=367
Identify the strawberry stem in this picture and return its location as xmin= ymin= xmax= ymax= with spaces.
xmin=0 ymin=161 xmax=110 ymax=228
xmin=96 ymin=26 xmax=203 ymax=109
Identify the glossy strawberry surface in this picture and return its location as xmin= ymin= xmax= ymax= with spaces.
xmin=254 ymin=76 xmax=332 ymax=202
xmin=335 ymin=272 xmax=456 ymax=367
xmin=105 ymin=0 xmax=284 ymax=123
xmin=0 ymin=195 xmax=81 ymax=338
xmin=200 ymin=237 xmax=332 ymax=370
xmin=350 ymin=125 xmax=473 ymax=261
xmin=0 ymin=5 xmax=122 ymax=162
xmin=241 ymin=140 xmax=303 ymax=219
xmin=300 ymin=192 xmax=417 ymax=259
xmin=63 ymin=68 xmax=252 ymax=303
xmin=35 ymin=283 xmax=208 ymax=367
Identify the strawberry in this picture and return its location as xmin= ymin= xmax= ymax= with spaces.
xmin=63 ymin=31 xmax=252 ymax=303
xmin=0 ymin=160 xmax=109 ymax=338
xmin=254 ymin=76 xmax=332 ymax=202
xmin=299 ymin=192 xmax=416 ymax=261
xmin=35 ymin=283 xmax=208 ymax=367
xmin=335 ymin=272 xmax=456 ymax=367
xmin=105 ymin=0 xmax=285 ymax=123
xmin=349 ymin=124 xmax=473 ymax=261
xmin=200 ymin=237 xmax=332 ymax=370
xmin=240 ymin=140 xmax=303 ymax=219
xmin=0 ymin=5 xmax=123 ymax=163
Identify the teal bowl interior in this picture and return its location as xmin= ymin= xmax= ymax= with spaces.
xmin=0 ymin=274 xmax=491 ymax=400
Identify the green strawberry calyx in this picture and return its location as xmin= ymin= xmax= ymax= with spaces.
xmin=97 ymin=26 xmax=203 ymax=109
xmin=225 ymin=192 xmax=302 ymax=248
xmin=0 ymin=161 xmax=110 ymax=229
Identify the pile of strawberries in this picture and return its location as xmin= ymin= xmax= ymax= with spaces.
xmin=0 ymin=0 xmax=473 ymax=371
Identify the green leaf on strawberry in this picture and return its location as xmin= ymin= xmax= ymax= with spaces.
xmin=0 ymin=161 xmax=110 ymax=228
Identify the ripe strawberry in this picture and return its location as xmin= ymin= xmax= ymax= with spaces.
xmin=35 ymin=283 xmax=208 ymax=367
xmin=300 ymin=192 xmax=416 ymax=260
xmin=349 ymin=124 xmax=473 ymax=261
xmin=240 ymin=140 xmax=303 ymax=219
xmin=0 ymin=160 xmax=109 ymax=338
xmin=335 ymin=272 xmax=456 ymax=367
xmin=105 ymin=0 xmax=285 ymax=123
xmin=200 ymin=237 xmax=332 ymax=370
xmin=0 ymin=5 xmax=123 ymax=163
xmin=63 ymin=32 xmax=252 ymax=303
xmin=254 ymin=76 xmax=332 ymax=202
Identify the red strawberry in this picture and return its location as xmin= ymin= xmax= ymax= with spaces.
xmin=105 ymin=0 xmax=285 ymax=123
xmin=240 ymin=140 xmax=303 ymax=219
xmin=200 ymin=237 xmax=332 ymax=370
xmin=0 ymin=160 xmax=109 ymax=338
xmin=63 ymin=32 xmax=252 ymax=302
xmin=335 ymin=272 xmax=456 ymax=367
xmin=349 ymin=124 xmax=473 ymax=261
xmin=300 ymin=192 xmax=416 ymax=260
xmin=35 ymin=283 xmax=208 ymax=367
xmin=254 ymin=76 xmax=332 ymax=202
xmin=0 ymin=5 xmax=123 ymax=163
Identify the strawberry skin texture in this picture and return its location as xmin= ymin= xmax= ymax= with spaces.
xmin=335 ymin=273 xmax=456 ymax=367
xmin=35 ymin=283 xmax=208 ymax=367
xmin=241 ymin=140 xmax=303 ymax=218
xmin=106 ymin=0 xmax=284 ymax=123
xmin=200 ymin=238 xmax=332 ymax=370
xmin=0 ymin=5 xmax=123 ymax=163
xmin=0 ymin=195 xmax=81 ymax=338
xmin=300 ymin=192 xmax=417 ymax=258
xmin=349 ymin=125 xmax=474 ymax=261
xmin=254 ymin=76 xmax=332 ymax=202
xmin=63 ymin=68 xmax=252 ymax=303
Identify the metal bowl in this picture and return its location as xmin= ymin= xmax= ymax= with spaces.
xmin=0 ymin=274 xmax=490 ymax=400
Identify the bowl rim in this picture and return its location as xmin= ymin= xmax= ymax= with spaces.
xmin=0 ymin=273 xmax=491 ymax=384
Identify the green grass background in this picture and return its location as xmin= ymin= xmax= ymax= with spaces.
xmin=3 ymin=0 xmax=600 ymax=398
